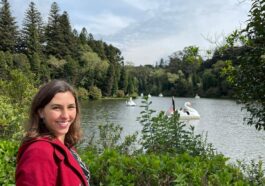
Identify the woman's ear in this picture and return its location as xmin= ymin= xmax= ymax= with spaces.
xmin=38 ymin=109 xmax=44 ymax=119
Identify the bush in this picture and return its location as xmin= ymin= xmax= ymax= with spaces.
xmin=130 ymin=92 xmax=138 ymax=99
xmin=88 ymin=86 xmax=102 ymax=100
xmin=83 ymin=113 xmax=138 ymax=155
xmin=0 ymin=95 xmax=25 ymax=139
xmin=138 ymin=97 xmax=215 ymax=156
xmin=0 ymin=140 xmax=19 ymax=185
xmin=77 ymin=87 xmax=89 ymax=100
xmin=115 ymin=90 xmax=125 ymax=98
xmin=81 ymin=149 xmax=252 ymax=186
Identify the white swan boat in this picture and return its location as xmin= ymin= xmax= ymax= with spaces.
xmin=195 ymin=94 xmax=200 ymax=99
xmin=126 ymin=97 xmax=136 ymax=106
xmin=167 ymin=101 xmax=200 ymax=120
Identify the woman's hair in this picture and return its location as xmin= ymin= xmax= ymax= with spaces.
xmin=23 ymin=80 xmax=81 ymax=147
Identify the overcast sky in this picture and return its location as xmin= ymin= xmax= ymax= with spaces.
xmin=9 ymin=0 xmax=251 ymax=66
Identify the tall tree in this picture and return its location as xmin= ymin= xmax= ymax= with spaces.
xmin=45 ymin=2 xmax=62 ymax=58
xmin=119 ymin=64 xmax=128 ymax=93
xmin=79 ymin=27 xmax=88 ymax=45
xmin=58 ymin=11 xmax=75 ymax=57
xmin=103 ymin=63 xmax=114 ymax=96
xmin=21 ymin=2 xmax=44 ymax=56
xmin=0 ymin=0 xmax=18 ymax=52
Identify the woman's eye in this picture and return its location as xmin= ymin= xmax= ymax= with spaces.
xmin=52 ymin=107 xmax=60 ymax=110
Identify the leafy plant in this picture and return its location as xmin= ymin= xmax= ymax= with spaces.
xmin=0 ymin=140 xmax=19 ymax=186
xmin=88 ymin=86 xmax=102 ymax=100
xmin=81 ymin=149 xmax=255 ymax=186
xmin=83 ymin=113 xmax=138 ymax=155
xmin=138 ymin=97 xmax=215 ymax=156
xmin=77 ymin=87 xmax=89 ymax=100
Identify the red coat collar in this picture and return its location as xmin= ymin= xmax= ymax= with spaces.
xmin=18 ymin=137 xmax=88 ymax=186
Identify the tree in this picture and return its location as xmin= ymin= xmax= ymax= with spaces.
xmin=103 ymin=63 xmax=114 ymax=96
xmin=0 ymin=0 xmax=18 ymax=52
xmin=245 ymin=0 xmax=265 ymax=47
xmin=226 ymin=0 xmax=265 ymax=130
xmin=0 ymin=51 xmax=12 ymax=79
xmin=79 ymin=27 xmax=88 ymax=45
xmin=58 ymin=11 xmax=75 ymax=57
xmin=21 ymin=2 xmax=43 ymax=56
xmin=119 ymin=64 xmax=128 ymax=93
xmin=45 ymin=2 xmax=62 ymax=58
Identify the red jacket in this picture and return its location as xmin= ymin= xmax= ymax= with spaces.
xmin=16 ymin=137 xmax=89 ymax=186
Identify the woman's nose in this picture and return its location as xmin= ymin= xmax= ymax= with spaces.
xmin=61 ymin=109 xmax=69 ymax=119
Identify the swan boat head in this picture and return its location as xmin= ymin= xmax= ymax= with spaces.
xmin=178 ymin=101 xmax=200 ymax=120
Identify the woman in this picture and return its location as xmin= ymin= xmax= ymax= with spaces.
xmin=16 ymin=80 xmax=90 ymax=186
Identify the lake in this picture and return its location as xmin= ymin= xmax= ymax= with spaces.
xmin=81 ymin=97 xmax=265 ymax=164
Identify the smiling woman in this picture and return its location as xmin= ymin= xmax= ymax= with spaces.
xmin=16 ymin=80 xmax=90 ymax=186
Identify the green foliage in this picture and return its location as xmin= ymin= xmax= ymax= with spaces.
xmin=88 ymin=86 xmax=102 ymax=100
xmin=0 ymin=140 xmax=19 ymax=185
xmin=0 ymin=0 xmax=18 ymax=52
xmin=45 ymin=2 xmax=73 ymax=59
xmin=0 ymin=69 xmax=36 ymax=139
xmin=138 ymin=97 xmax=215 ymax=156
xmin=245 ymin=0 xmax=265 ymax=47
xmin=84 ymin=114 xmax=138 ymax=155
xmin=222 ymin=0 xmax=265 ymax=130
xmin=21 ymin=1 xmax=43 ymax=56
xmin=238 ymin=159 xmax=265 ymax=186
xmin=13 ymin=53 xmax=31 ymax=72
xmin=231 ymin=47 xmax=265 ymax=130
xmin=95 ymin=122 xmax=122 ymax=153
xmin=0 ymin=69 xmax=37 ymax=107
xmin=81 ymin=149 xmax=255 ymax=186
xmin=103 ymin=64 xmax=115 ymax=96
xmin=115 ymin=89 xmax=125 ymax=97
xmin=77 ymin=87 xmax=89 ymax=100
xmin=0 ymin=95 xmax=25 ymax=139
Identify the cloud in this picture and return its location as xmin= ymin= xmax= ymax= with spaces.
xmin=102 ymin=0 xmax=251 ymax=65
xmin=80 ymin=12 xmax=135 ymax=36
xmin=121 ymin=0 xmax=163 ymax=11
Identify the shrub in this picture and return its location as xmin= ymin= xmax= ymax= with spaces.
xmin=81 ymin=149 xmax=252 ymax=186
xmin=130 ymin=92 xmax=138 ymax=99
xmin=115 ymin=90 xmax=125 ymax=98
xmin=83 ymin=113 xmax=138 ymax=155
xmin=138 ymin=97 xmax=215 ymax=156
xmin=77 ymin=87 xmax=89 ymax=100
xmin=0 ymin=95 xmax=25 ymax=139
xmin=0 ymin=140 xmax=19 ymax=185
xmin=88 ymin=86 xmax=102 ymax=100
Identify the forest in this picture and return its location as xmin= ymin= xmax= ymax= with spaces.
xmin=0 ymin=0 xmax=242 ymax=100
xmin=0 ymin=0 xmax=264 ymax=185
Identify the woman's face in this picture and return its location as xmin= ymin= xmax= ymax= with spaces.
xmin=39 ymin=91 xmax=77 ymax=143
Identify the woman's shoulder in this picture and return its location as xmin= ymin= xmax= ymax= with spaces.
xmin=18 ymin=138 xmax=55 ymax=159
xmin=27 ymin=139 xmax=54 ymax=151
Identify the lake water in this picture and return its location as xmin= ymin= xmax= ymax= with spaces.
xmin=81 ymin=97 xmax=265 ymax=164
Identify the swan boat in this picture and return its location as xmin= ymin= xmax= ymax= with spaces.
xmin=126 ymin=97 xmax=136 ymax=106
xmin=167 ymin=101 xmax=200 ymax=120
xmin=195 ymin=94 xmax=200 ymax=99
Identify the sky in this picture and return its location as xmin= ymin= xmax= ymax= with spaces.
xmin=9 ymin=0 xmax=251 ymax=66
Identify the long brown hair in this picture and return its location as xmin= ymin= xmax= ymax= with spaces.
xmin=23 ymin=80 xmax=81 ymax=147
